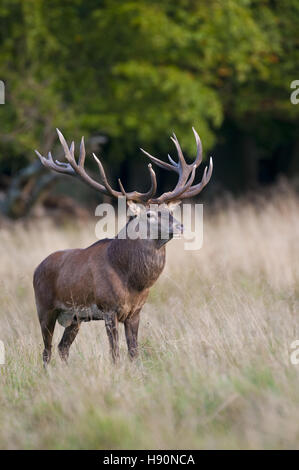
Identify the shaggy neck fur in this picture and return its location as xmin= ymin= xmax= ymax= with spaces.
xmin=108 ymin=237 xmax=166 ymax=291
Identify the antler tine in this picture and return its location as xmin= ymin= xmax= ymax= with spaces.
xmin=170 ymin=133 xmax=186 ymax=169
xmin=180 ymin=157 xmax=213 ymax=199
xmin=170 ymin=130 xmax=202 ymax=171
xmin=78 ymin=136 xmax=86 ymax=167
xmin=192 ymin=127 xmax=203 ymax=168
xmin=144 ymin=163 xmax=158 ymax=200
xmin=140 ymin=148 xmax=175 ymax=172
xmin=118 ymin=178 xmax=127 ymax=197
xmin=167 ymin=154 xmax=178 ymax=166
xmin=92 ymin=153 xmax=120 ymax=197
xmin=117 ymin=163 xmax=157 ymax=203
xmin=170 ymin=133 xmax=194 ymax=191
xmin=35 ymin=149 xmax=76 ymax=175
xmin=56 ymin=129 xmax=77 ymax=170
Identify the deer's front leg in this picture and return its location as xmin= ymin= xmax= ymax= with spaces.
xmin=124 ymin=312 xmax=140 ymax=360
xmin=104 ymin=313 xmax=120 ymax=362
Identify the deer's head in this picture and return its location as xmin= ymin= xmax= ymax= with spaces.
xmin=36 ymin=128 xmax=213 ymax=245
xmin=124 ymin=201 xmax=183 ymax=246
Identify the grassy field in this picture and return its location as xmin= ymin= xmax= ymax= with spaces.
xmin=0 ymin=187 xmax=299 ymax=450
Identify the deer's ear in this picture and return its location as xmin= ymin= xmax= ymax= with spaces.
xmin=127 ymin=200 xmax=142 ymax=216
xmin=167 ymin=201 xmax=181 ymax=212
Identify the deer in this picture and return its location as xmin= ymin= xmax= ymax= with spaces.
xmin=33 ymin=128 xmax=213 ymax=365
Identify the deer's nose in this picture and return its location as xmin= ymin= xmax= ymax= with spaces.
xmin=174 ymin=223 xmax=184 ymax=234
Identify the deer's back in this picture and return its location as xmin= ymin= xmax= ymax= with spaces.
xmin=33 ymin=238 xmax=149 ymax=323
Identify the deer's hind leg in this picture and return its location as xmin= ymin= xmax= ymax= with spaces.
xmin=58 ymin=319 xmax=81 ymax=362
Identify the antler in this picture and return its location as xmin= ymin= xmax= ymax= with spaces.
xmin=35 ymin=129 xmax=157 ymax=203
xmin=36 ymin=127 xmax=212 ymax=206
xmin=140 ymin=127 xmax=213 ymax=203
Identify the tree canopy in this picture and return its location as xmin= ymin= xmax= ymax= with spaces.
xmin=0 ymin=0 xmax=298 ymax=202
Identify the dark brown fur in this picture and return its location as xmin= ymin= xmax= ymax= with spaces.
xmin=33 ymin=235 xmax=166 ymax=364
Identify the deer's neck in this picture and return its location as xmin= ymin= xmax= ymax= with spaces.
xmin=108 ymin=238 xmax=166 ymax=291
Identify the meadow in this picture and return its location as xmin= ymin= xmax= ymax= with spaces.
xmin=0 ymin=185 xmax=299 ymax=449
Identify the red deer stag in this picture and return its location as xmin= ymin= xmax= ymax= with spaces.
xmin=33 ymin=128 xmax=213 ymax=365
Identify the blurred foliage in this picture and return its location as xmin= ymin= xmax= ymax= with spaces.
xmin=0 ymin=0 xmax=298 ymax=191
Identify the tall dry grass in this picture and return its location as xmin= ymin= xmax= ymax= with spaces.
xmin=0 ymin=186 xmax=299 ymax=449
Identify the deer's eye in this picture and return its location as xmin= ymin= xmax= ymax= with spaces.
xmin=147 ymin=211 xmax=157 ymax=221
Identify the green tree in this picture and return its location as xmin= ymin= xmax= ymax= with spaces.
xmin=0 ymin=0 xmax=298 ymax=212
